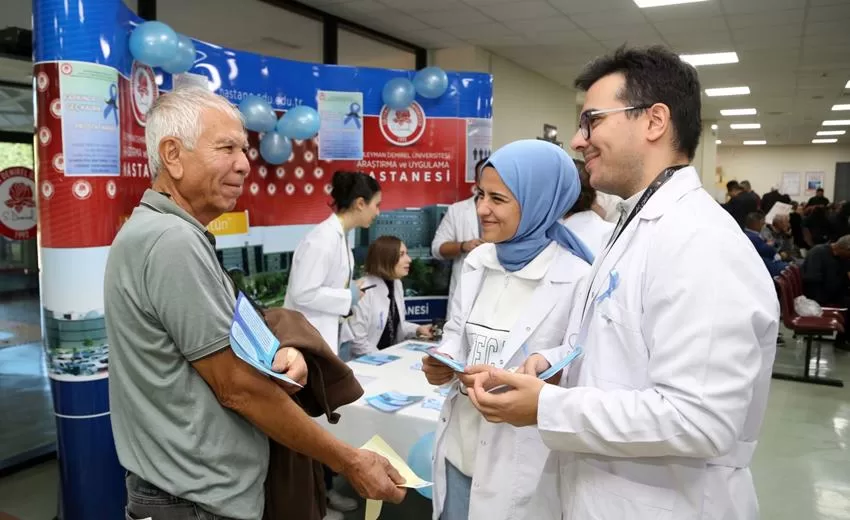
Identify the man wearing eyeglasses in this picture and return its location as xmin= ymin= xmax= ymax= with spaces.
xmin=463 ymin=45 xmax=778 ymax=520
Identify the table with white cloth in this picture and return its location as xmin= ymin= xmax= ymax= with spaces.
xmin=318 ymin=340 xmax=444 ymax=461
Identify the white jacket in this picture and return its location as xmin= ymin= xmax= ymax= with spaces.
xmin=536 ymin=167 xmax=779 ymax=520
xmin=561 ymin=210 xmax=615 ymax=257
xmin=431 ymin=196 xmax=479 ymax=313
xmin=283 ymin=214 xmax=354 ymax=353
xmin=431 ymin=242 xmax=590 ymax=520
xmin=339 ymin=274 xmax=419 ymax=356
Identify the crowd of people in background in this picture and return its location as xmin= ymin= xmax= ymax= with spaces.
xmin=722 ymin=179 xmax=850 ymax=350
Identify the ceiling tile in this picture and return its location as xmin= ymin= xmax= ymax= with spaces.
xmin=548 ymin=0 xmax=635 ymax=14
xmin=590 ymin=22 xmax=659 ymax=41
xmin=404 ymin=28 xmax=465 ymax=48
xmin=568 ymin=7 xmax=648 ymax=28
xmin=665 ymin=33 xmax=735 ymax=54
xmin=720 ymin=0 xmax=806 ymax=14
xmin=408 ymin=7 xmax=493 ymax=27
xmin=442 ymin=22 xmax=518 ymax=39
xmin=524 ymin=31 xmax=597 ymax=46
xmin=502 ymin=16 xmax=578 ymax=34
xmin=335 ymin=0 xmax=385 ymax=13
xmin=652 ymin=17 xmax=728 ymax=36
xmin=725 ymin=8 xmax=804 ymax=29
xmin=462 ymin=0 xmax=531 ymax=4
xmin=362 ymin=12 xmax=430 ymax=31
xmin=599 ymin=34 xmax=668 ymax=49
xmin=476 ymin=1 xmax=561 ymax=21
xmin=805 ymin=3 xmax=850 ymax=23
xmin=381 ymin=0 xmax=465 ymax=11
xmin=464 ymin=34 xmax=530 ymax=46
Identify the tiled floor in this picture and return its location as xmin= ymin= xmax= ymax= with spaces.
xmin=1 ymin=329 xmax=849 ymax=520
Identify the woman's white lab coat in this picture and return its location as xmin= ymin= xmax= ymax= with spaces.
xmin=283 ymin=214 xmax=354 ymax=353
xmin=536 ymin=167 xmax=779 ymax=520
xmin=431 ymin=242 xmax=590 ymax=520
xmin=431 ymin=196 xmax=479 ymax=311
xmin=339 ymin=274 xmax=419 ymax=356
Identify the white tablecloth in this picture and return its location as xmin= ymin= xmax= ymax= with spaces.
xmin=318 ymin=340 xmax=445 ymax=461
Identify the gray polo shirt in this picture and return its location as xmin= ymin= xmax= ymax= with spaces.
xmin=104 ymin=190 xmax=268 ymax=519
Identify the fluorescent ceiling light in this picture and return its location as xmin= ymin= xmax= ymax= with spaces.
xmin=743 ymin=140 xmax=766 ymax=145
xmin=634 ymin=0 xmax=708 ymax=7
xmin=680 ymin=52 xmax=738 ymax=67
xmin=817 ymin=130 xmax=846 ymax=136
xmin=846 ymin=80 xmax=850 ymax=88
xmin=720 ymin=108 xmax=757 ymax=116
xmin=705 ymin=86 xmax=750 ymax=96
xmin=730 ymin=123 xmax=761 ymax=129
xmin=812 ymin=139 xmax=838 ymax=144
xmin=832 ymin=104 xmax=850 ymax=111
xmin=715 ymin=140 xmax=722 ymax=144
xmin=823 ymin=120 xmax=850 ymax=126
xmin=711 ymin=124 xmax=718 ymax=130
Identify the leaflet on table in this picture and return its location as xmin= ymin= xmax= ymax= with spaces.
xmin=230 ymin=293 xmax=301 ymax=387
xmin=410 ymin=360 xmax=423 ymax=371
xmin=353 ymin=353 xmax=401 ymax=366
xmin=366 ymin=391 xmax=424 ymax=413
xmin=425 ymin=350 xmax=465 ymax=372
xmin=405 ymin=342 xmax=435 ymax=352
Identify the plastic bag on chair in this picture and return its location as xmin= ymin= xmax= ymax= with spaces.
xmin=794 ymin=295 xmax=823 ymax=317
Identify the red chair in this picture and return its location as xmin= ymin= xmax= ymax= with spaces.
xmin=772 ymin=276 xmax=844 ymax=387
xmin=780 ymin=266 xmax=845 ymax=324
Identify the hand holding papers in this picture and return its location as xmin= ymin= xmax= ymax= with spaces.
xmin=360 ymin=435 xmax=432 ymax=520
xmin=424 ymin=349 xmax=465 ymax=372
xmin=230 ymin=293 xmax=302 ymax=388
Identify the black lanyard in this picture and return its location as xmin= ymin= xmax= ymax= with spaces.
xmin=608 ymin=164 xmax=688 ymax=248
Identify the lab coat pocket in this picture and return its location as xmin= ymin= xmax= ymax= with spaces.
xmin=589 ymin=298 xmax=646 ymax=389
xmin=572 ymin=461 xmax=675 ymax=520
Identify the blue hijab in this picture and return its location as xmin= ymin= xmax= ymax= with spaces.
xmin=485 ymin=140 xmax=594 ymax=271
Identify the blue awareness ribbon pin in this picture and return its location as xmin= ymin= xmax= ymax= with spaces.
xmin=595 ymin=270 xmax=620 ymax=303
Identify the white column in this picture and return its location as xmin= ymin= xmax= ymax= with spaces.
xmin=693 ymin=120 xmax=721 ymax=201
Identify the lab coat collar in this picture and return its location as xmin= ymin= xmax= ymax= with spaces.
xmin=464 ymin=243 xmax=573 ymax=283
xmin=324 ymin=213 xmax=346 ymax=237
xmin=637 ymin=166 xmax=701 ymax=220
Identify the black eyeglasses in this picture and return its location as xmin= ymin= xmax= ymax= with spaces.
xmin=578 ymin=105 xmax=652 ymax=140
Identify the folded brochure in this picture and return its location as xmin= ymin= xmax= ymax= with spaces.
xmin=230 ymin=292 xmax=301 ymax=387
xmin=487 ymin=346 xmax=583 ymax=393
xmin=360 ymin=435 xmax=432 ymax=520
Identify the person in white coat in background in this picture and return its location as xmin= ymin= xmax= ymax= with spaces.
xmin=283 ymin=170 xmax=381 ymax=520
xmin=431 ymin=159 xmax=487 ymax=316
xmin=560 ymin=159 xmax=614 ymax=256
xmin=421 ymin=139 xmax=594 ymax=520
xmin=340 ymin=235 xmax=434 ymax=357
xmin=465 ymin=45 xmax=779 ymax=520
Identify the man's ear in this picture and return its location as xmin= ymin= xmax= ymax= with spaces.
xmin=159 ymin=137 xmax=185 ymax=180
xmin=645 ymin=103 xmax=672 ymax=145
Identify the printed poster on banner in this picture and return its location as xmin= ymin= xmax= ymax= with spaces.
xmin=0 ymin=167 xmax=36 ymax=240
xmin=318 ymin=90 xmax=364 ymax=160
xmin=58 ymin=61 xmax=121 ymax=176
xmin=466 ymin=118 xmax=492 ymax=182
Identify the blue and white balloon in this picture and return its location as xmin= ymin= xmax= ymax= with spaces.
xmin=413 ymin=67 xmax=449 ymax=99
xmin=239 ymin=96 xmax=277 ymax=133
xmin=162 ymin=34 xmax=196 ymax=74
xmin=129 ymin=21 xmax=178 ymax=68
xmin=382 ymin=77 xmax=415 ymax=110
xmin=406 ymin=431 xmax=435 ymax=500
xmin=277 ymin=105 xmax=320 ymax=140
xmin=259 ymin=132 xmax=292 ymax=165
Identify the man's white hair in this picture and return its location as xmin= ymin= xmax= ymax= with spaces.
xmin=145 ymin=87 xmax=244 ymax=181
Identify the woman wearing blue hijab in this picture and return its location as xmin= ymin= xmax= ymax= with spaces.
xmin=422 ymin=140 xmax=593 ymax=520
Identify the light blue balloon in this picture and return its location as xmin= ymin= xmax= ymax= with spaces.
xmin=129 ymin=21 xmax=178 ymax=68
xmin=239 ymin=95 xmax=277 ymax=133
xmin=162 ymin=34 xmax=196 ymax=74
xmin=413 ymin=67 xmax=449 ymax=99
xmin=382 ymin=77 xmax=415 ymax=110
xmin=406 ymin=431 xmax=435 ymax=500
xmin=277 ymin=105 xmax=320 ymax=140
xmin=259 ymin=132 xmax=292 ymax=165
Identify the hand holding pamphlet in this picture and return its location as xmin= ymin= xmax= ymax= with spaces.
xmin=230 ymin=293 xmax=302 ymax=388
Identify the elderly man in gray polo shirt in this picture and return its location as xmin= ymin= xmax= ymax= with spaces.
xmin=104 ymin=87 xmax=405 ymax=520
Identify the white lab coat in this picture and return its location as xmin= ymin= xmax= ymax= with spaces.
xmin=431 ymin=242 xmax=590 ymax=520
xmin=339 ymin=274 xmax=419 ymax=356
xmin=283 ymin=214 xmax=354 ymax=353
xmin=535 ymin=167 xmax=779 ymax=520
xmin=431 ymin=196 xmax=479 ymax=312
xmin=561 ymin=210 xmax=615 ymax=257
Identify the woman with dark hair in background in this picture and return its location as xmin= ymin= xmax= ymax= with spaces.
xmin=340 ymin=235 xmax=434 ymax=358
xmin=560 ymin=159 xmax=614 ymax=255
xmin=283 ymin=170 xmax=381 ymax=520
